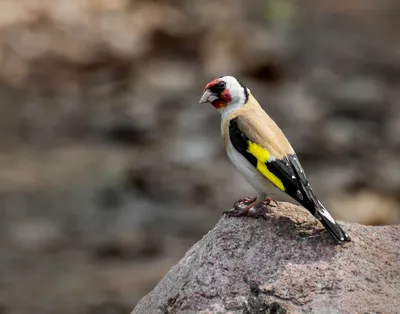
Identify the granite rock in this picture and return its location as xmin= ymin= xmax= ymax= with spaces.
xmin=133 ymin=202 xmax=400 ymax=314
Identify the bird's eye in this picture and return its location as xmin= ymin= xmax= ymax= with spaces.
xmin=218 ymin=81 xmax=226 ymax=90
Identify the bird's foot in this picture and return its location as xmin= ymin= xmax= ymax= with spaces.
xmin=247 ymin=202 xmax=272 ymax=220
xmin=232 ymin=196 xmax=257 ymax=208
xmin=246 ymin=199 xmax=278 ymax=219
xmin=262 ymin=198 xmax=278 ymax=207
xmin=224 ymin=197 xmax=278 ymax=219
xmin=223 ymin=200 xmax=257 ymax=217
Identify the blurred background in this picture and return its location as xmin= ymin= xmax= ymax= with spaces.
xmin=0 ymin=0 xmax=399 ymax=313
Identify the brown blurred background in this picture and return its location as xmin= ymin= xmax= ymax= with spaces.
xmin=0 ymin=0 xmax=399 ymax=313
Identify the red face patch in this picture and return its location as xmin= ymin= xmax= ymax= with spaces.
xmin=220 ymin=89 xmax=232 ymax=103
xmin=203 ymin=78 xmax=231 ymax=109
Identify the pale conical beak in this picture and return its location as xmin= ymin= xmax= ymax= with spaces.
xmin=199 ymin=90 xmax=218 ymax=104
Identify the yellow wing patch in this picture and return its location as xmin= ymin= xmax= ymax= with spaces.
xmin=247 ymin=142 xmax=286 ymax=191
xmin=247 ymin=142 xmax=271 ymax=162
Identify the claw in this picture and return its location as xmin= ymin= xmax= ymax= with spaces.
xmin=222 ymin=208 xmax=248 ymax=217
xmin=223 ymin=200 xmax=257 ymax=217
xmin=223 ymin=201 xmax=270 ymax=220
xmin=262 ymin=198 xmax=278 ymax=207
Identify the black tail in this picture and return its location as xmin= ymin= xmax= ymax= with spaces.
xmin=312 ymin=201 xmax=351 ymax=244
xmin=275 ymin=153 xmax=351 ymax=243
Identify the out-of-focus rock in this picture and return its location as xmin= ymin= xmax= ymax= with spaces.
xmin=328 ymin=191 xmax=400 ymax=226
xmin=10 ymin=219 xmax=62 ymax=252
xmin=133 ymin=202 xmax=400 ymax=314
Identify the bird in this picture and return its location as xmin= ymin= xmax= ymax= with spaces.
xmin=199 ymin=76 xmax=351 ymax=244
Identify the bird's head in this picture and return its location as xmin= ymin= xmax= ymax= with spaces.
xmin=199 ymin=76 xmax=249 ymax=114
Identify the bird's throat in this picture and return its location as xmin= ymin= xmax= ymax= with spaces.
xmin=212 ymin=100 xmax=227 ymax=109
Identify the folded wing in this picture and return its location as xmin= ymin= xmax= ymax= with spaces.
xmin=228 ymin=116 xmax=315 ymax=207
xmin=228 ymin=115 xmax=350 ymax=242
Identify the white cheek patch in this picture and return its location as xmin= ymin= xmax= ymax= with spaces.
xmin=222 ymin=76 xmax=247 ymax=105
xmin=214 ymin=76 xmax=249 ymax=118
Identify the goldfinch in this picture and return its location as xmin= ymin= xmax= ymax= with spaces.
xmin=199 ymin=76 xmax=351 ymax=244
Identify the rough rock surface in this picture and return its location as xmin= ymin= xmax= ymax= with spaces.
xmin=132 ymin=202 xmax=400 ymax=314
